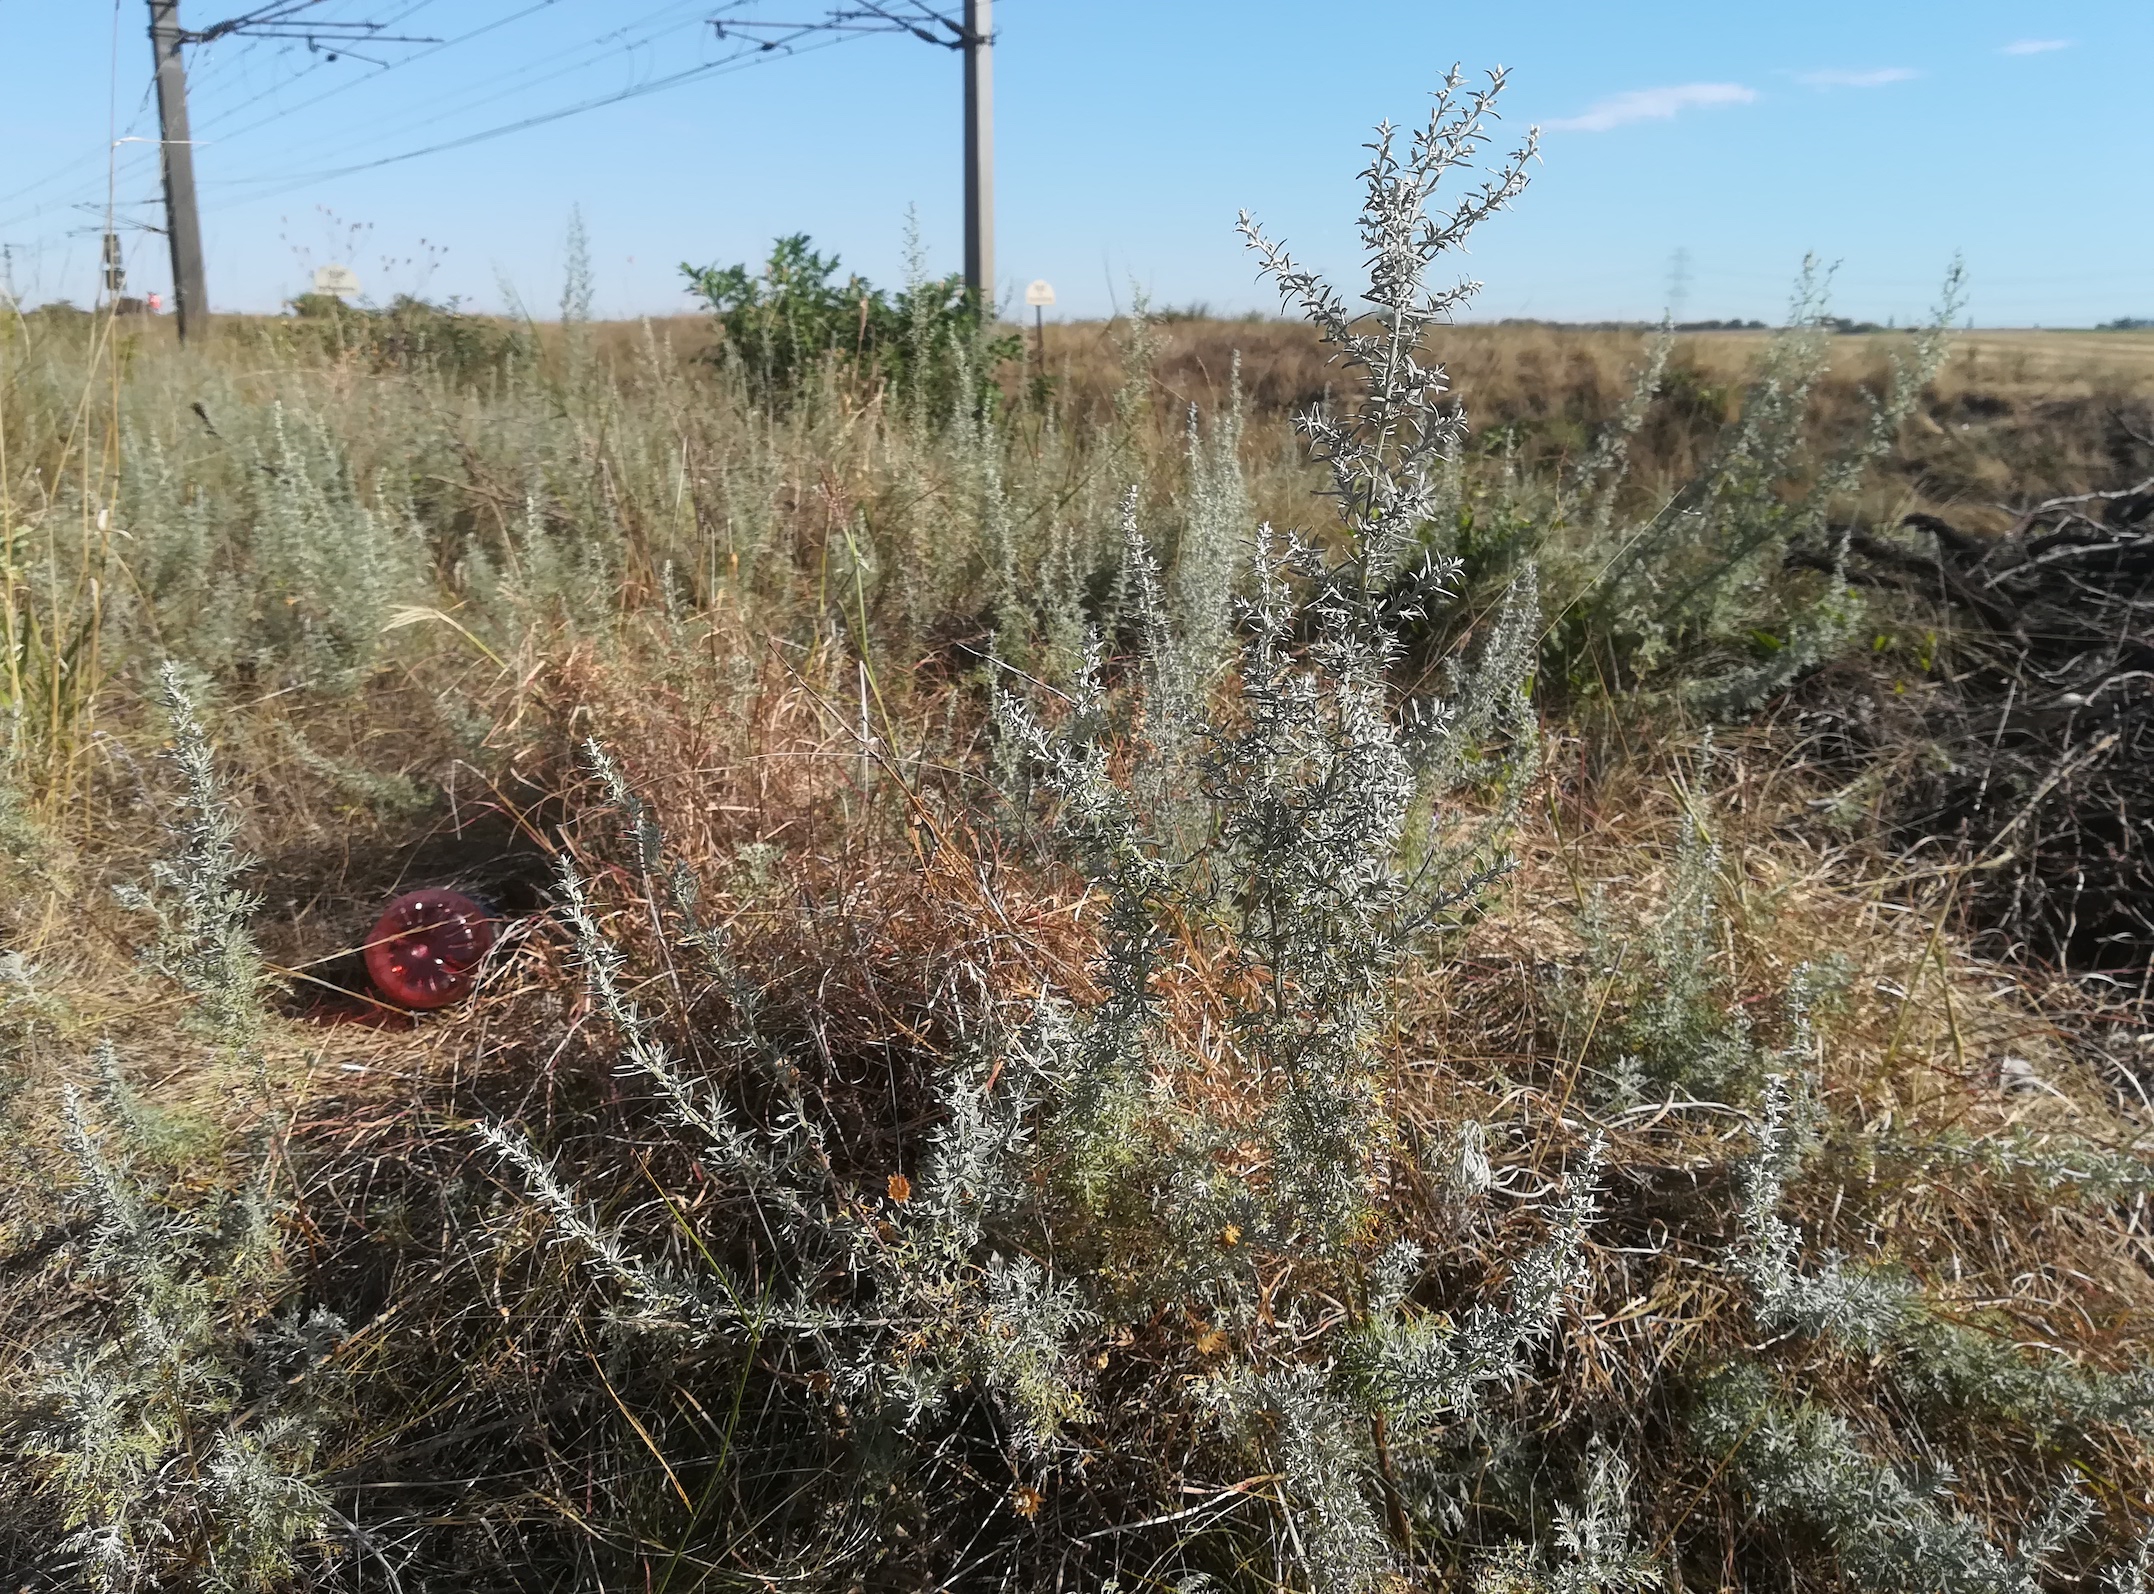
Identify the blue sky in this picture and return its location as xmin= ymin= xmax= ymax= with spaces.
xmin=1 ymin=1 xmax=2147 ymax=326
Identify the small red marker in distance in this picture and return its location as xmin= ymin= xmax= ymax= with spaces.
xmin=364 ymin=889 xmax=496 ymax=1010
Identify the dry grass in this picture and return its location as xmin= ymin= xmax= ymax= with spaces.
xmin=1030 ymin=316 xmax=2154 ymax=418
xmin=9 ymin=662 xmax=2152 ymax=1589
xmin=226 ymin=646 xmax=2154 ymax=1587
xmin=4 ymin=292 xmax=2152 ymax=1590
xmin=1031 ymin=316 xmax=2154 ymax=525
xmin=1386 ymin=720 xmax=2154 ymax=1577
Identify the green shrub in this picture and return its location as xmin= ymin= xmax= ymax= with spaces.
xmin=682 ymin=232 xmax=1016 ymax=411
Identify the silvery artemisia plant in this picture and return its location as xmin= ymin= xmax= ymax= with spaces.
xmin=485 ymin=72 xmax=1590 ymax=1592
xmin=1237 ymin=66 xmax=1534 ymax=614
xmin=1564 ymin=258 xmax=1963 ymax=711
xmin=1692 ymin=1357 xmax=2099 ymax=1594
xmin=480 ymin=741 xmax=1094 ymax=1455
xmin=1714 ymin=996 xmax=2154 ymax=1590
xmin=1471 ymin=1439 xmax=1662 ymax=1594
xmin=1000 ymin=72 xmax=1600 ymax=1591
xmin=16 ymin=667 xmax=336 ymax=1594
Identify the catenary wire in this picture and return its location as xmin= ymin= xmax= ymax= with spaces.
xmin=0 ymin=0 xmax=527 ymax=223
xmin=204 ymin=28 xmax=870 ymax=211
xmin=194 ymin=0 xmax=1007 ymax=193
xmin=202 ymin=1 xmax=722 ymax=186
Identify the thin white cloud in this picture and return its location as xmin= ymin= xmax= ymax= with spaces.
xmin=2001 ymin=38 xmax=2073 ymax=54
xmin=1546 ymin=82 xmax=1757 ymax=133
xmin=1795 ymin=67 xmax=1921 ymax=89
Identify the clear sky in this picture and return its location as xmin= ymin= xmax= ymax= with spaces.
xmin=1 ymin=1 xmax=2147 ymax=327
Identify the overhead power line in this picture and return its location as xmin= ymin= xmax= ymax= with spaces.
xmin=0 ymin=2 xmax=684 ymax=249
xmin=141 ymin=0 xmax=444 ymax=338
xmin=701 ymin=1 xmax=997 ymax=306
xmin=193 ymin=0 xmax=999 ymax=310
xmin=185 ymin=0 xmax=561 ymax=148
xmin=187 ymin=1 xmax=395 ymax=44
xmin=6 ymin=1 xmax=1008 ymax=314
xmin=214 ymin=0 xmax=1005 ymax=313
xmin=203 ymin=1 xmax=721 ymax=188
xmin=204 ymin=32 xmax=864 ymax=206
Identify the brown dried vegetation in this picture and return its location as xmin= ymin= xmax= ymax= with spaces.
xmin=2 ymin=281 xmax=2152 ymax=1592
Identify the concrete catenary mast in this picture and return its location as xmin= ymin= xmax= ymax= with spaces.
xmin=147 ymin=1 xmax=209 ymax=341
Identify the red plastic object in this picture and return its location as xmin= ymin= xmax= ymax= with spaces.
xmin=363 ymin=889 xmax=496 ymax=1010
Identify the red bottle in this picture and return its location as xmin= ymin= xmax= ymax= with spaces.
xmin=363 ymin=889 xmax=496 ymax=1009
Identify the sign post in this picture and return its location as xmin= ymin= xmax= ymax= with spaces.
xmin=102 ymin=232 xmax=128 ymax=303
xmin=313 ymin=264 xmax=361 ymax=301
xmin=1024 ymin=278 xmax=1054 ymax=367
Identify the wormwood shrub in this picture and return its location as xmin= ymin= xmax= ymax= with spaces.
xmin=5 ymin=668 xmax=337 ymax=1591
xmin=1556 ymin=260 xmax=1962 ymax=712
xmin=1556 ymin=776 xmax=1783 ymax=1105
xmin=480 ymin=72 xmax=1614 ymax=1592
xmin=125 ymin=405 xmax=425 ymax=694
xmin=30 ymin=672 xmax=2131 ymax=1593
xmin=1404 ymin=265 xmax=1964 ymax=716
xmin=460 ymin=72 xmax=2154 ymax=1594
xmin=1538 ymin=769 xmax=2154 ymax=1591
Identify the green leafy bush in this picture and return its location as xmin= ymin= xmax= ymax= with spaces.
xmin=682 ymin=232 xmax=1016 ymax=410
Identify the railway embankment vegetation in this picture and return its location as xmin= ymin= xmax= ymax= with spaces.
xmin=4 ymin=70 xmax=2153 ymax=1594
